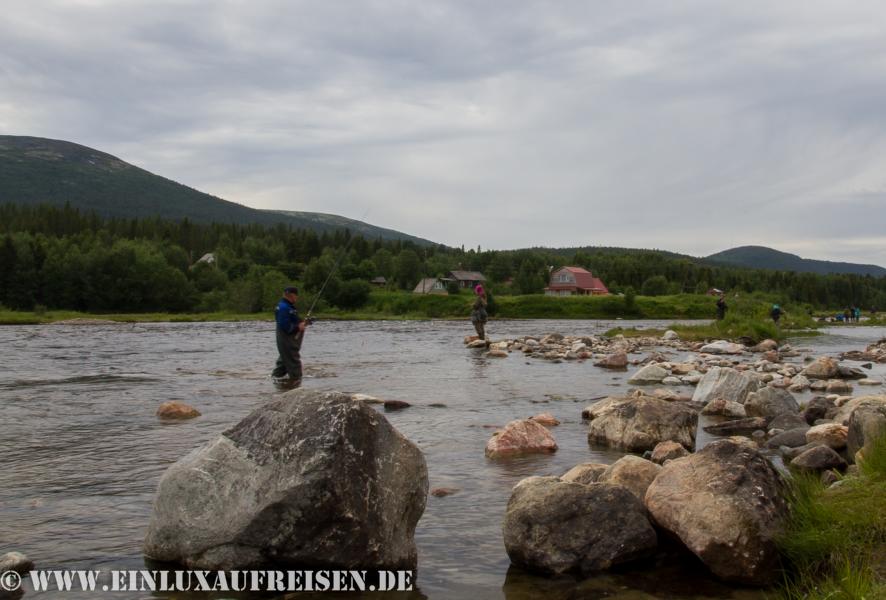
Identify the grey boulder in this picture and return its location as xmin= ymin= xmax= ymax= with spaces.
xmin=143 ymin=390 xmax=427 ymax=570
xmin=587 ymin=395 xmax=698 ymax=452
xmin=744 ymin=387 xmax=800 ymax=419
xmin=692 ymin=367 xmax=760 ymax=406
xmin=503 ymin=477 xmax=657 ymax=575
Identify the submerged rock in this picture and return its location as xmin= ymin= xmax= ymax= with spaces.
xmin=156 ymin=401 xmax=201 ymax=420
xmin=627 ymin=364 xmax=669 ymax=385
xmin=644 ymin=438 xmax=788 ymax=586
xmin=143 ymin=390 xmax=427 ymax=570
xmin=594 ymin=351 xmax=628 ymax=369
xmin=503 ymin=477 xmax=657 ymax=575
xmin=699 ymin=340 xmax=745 ymax=355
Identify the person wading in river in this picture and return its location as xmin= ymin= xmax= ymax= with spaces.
xmin=471 ymin=284 xmax=489 ymax=341
xmin=715 ymin=293 xmax=727 ymax=320
xmin=272 ymin=286 xmax=308 ymax=386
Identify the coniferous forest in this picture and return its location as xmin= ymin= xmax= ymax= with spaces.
xmin=1 ymin=203 xmax=885 ymax=314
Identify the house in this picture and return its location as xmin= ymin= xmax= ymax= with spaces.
xmin=413 ymin=277 xmax=448 ymax=295
xmin=707 ymin=288 xmax=724 ymax=296
xmin=190 ymin=252 xmax=216 ymax=269
xmin=447 ymin=270 xmax=486 ymax=290
xmin=544 ymin=266 xmax=609 ymax=296
xmin=370 ymin=276 xmax=387 ymax=287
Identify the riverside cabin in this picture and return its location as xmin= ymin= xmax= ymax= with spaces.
xmin=413 ymin=278 xmax=448 ymax=295
xmin=447 ymin=270 xmax=486 ymax=290
xmin=544 ymin=267 xmax=609 ymax=296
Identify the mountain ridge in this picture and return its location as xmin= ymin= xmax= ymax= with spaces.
xmin=704 ymin=245 xmax=886 ymax=277
xmin=0 ymin=135 xmax=436 ymax=245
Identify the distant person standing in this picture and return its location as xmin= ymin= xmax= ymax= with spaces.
xmin=770 ymin=304 xmax=783 ymax=325
xmin=271 ymin=286 xmax=308 ymax=385
xmin=854 ymin=306 xmax=861 ymax=322
xmin=471 ymin=284 xmax=489 ymax=340
xmin=715 ymin=294 xmax=727 ymax=320
xmin=844 ymin=308 xmax=851 ymax=324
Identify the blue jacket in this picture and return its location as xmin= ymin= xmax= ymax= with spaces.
xmin=275 ymin=298 xmax=302 ymax=335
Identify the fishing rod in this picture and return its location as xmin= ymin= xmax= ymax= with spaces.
xmin=304 ymin=209 xmax=371 ymax=320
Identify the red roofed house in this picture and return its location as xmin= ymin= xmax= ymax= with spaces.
xmin=544 ymin=266 xmax=609 ymax=296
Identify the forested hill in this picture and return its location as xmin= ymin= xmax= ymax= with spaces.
xmin=0 ymin=135 xmax=434 ymax=244
xmin=705 ymin=246 xmax=886 ymax=277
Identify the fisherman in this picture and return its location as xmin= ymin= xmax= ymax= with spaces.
xmin=770 ymin=304 xmax=783 ymax=325
xmin=271 ymin=286 xmax=308 ymax=385
xmin=471 ymin=284 xmax=489 ymax=340
xmin=715 ymin=293 xmax=727 ymax=320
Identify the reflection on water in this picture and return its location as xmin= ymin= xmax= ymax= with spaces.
xmin=1 ymin=320 xmax=884 ymax=599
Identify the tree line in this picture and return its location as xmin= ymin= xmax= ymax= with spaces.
xmin=1 ymin=203 xmax=884 ymax=313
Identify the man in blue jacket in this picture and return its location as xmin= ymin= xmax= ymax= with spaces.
xmin=271 ymin=286 xmax=308 ymax=385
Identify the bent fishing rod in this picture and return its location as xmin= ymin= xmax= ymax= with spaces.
xmin=304 ymin=210 xmax=371 ymax=321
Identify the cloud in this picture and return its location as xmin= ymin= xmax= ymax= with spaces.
xmin=2 ymin=1 xmax=886 ymax=265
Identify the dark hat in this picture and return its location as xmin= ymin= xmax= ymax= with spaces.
xmin=284 ymin=286 xmax=299 ymax=294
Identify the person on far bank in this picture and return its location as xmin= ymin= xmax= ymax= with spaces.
xmin=715 ymin=294 xmax=727 ymax=320
xmin=770 ymin=304 xmax=783 ymax=325
xmin=272 ymin=286 xmax=308 ymax=386
xmin=471 ymin=284 xmax=489 ymax=341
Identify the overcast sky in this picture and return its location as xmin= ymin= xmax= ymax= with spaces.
xmin=3 ymin=1 xmax=886 ymax=266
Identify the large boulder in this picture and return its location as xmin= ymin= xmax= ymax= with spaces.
xmin=802 ymin=356 xmax=840 ymax=380
xmin=581 ymin=396 xmax=630 ymax=420
xmin=833 ymin=394 xmax=886 ymax=426
xmin=802 ymin=396 xmax=836 ymax=425
xmin=143 ymin=390 xmax=427 ymax=570
xmin=502 ymin=477 xmax=657 ymax=575
xmin=599 ymin=455 xmax=662 ymax=501
xmin=587 ymin=396 xmax=698 ymax=452
xmin=627 ymin=364 xmax=669 ymax=385
xmin=486 ymin=419 xmax=558 ymax=458
xmin=744 ymin=387 xmax=800 ymax=419
xmin=644 ymin=438 xmax=788 ymax=585
xmin=691 ymin=367 xmax=760 ymax=406
xmin=846 ymin=396 xmax=886 ymax=460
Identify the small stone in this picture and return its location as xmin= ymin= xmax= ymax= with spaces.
xmin=383 ymin=400 xmax=411 ymax=410
xmin=431 ymin=487 xmax=460 ymax=497
xmin=530 ymin=413 xmax=560 ymax=427
xmin=156 ymin=401 xmax=200 ymax=420
xmin=0 ymin=551 xmax=34 ymax=574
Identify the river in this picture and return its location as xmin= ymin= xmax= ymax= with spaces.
xmin=1 ymin=319 xmax=884 ymax=599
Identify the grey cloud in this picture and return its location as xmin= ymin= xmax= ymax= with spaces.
xmin=2 ymin=1 xmax=886 ymax=265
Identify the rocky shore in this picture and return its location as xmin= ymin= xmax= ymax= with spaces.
xmin=468 ymin=330 xmax=885 ymax=585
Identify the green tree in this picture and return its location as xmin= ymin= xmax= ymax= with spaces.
xmin=394 ymin=249 xmax=421 ymax=289
xmin=641 ymin=275 xmax=669 ymax=296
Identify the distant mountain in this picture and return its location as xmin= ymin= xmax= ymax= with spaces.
xmin=0 ymin=135 xmax=435 ymax=244
xmin=705 ymin=246 xmax=886 ymax=277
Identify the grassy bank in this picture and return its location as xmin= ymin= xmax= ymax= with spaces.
xmin=0 ymin=292 xmax=867 ymax=328
xmin=775 ymin=434 xmax=886 ymax=599
xmin=605 ymin=295 xmax=820 ymax=342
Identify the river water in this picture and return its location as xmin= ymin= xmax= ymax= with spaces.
xmin=1 ymin=320 xmax=884 ymax=599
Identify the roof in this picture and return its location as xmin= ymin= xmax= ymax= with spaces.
xmin=370 ymin=276 xmax=387 ymax=283
xmin=448 ymin=270 xmax=486 ymax=281
xmin=550 ymin=267 xmax=609 ymax=294
xmin=549 ymin=266 xmax=609 ymax=293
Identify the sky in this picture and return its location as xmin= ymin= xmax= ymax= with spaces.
xmin=2 ymin=1 xmax=886 ymax=266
